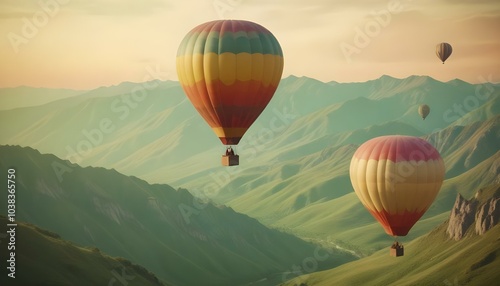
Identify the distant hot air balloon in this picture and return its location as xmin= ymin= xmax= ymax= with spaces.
xmin=176 ymin=20 xmax=284 ymax=166
xmin=418 ymin=104 xmax=430 ymax=120
xmin=436 ymin=42 xmax=452 ymax=64
xmin=349 ymin=135 xmax=445 ymax=256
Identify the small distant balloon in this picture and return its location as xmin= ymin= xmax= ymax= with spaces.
xmin=418 ymin=104 xmax=430 ymax=120
xmin=436 ymin=42 xmax=452 ymax=64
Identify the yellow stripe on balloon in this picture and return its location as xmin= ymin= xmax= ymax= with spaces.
xmin=177 ymin=54 xmax=283 ymax=86
xmin=350 ymin=158 xmax=444 ymax=214
xmin=176 ymin=56 xmax=197 ymax=86
xmin=218 ymin=53 xmax=237 ymax=85
xmin=192 ymin=53 xmax=205 ymax=83
xmin=265 ymin=54 xmax=283 ymax=86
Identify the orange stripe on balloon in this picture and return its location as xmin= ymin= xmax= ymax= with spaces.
xmin=180 ymin=79 xmax=279 ymax=128
xmin=213 ymin=127 xmax=247 ymax=144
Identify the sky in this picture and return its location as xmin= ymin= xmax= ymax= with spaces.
xmin=0 ymin=0 xmax=499 ymax=90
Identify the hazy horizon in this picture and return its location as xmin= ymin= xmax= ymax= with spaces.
xmin=2 ymin=73 xmax=499 ymax=91
xmin=1 ymin=0 xmax=499 ymax=89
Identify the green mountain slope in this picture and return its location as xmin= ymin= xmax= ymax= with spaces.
xmin=453 ymin=94 xmax=500 ymax=127
xmin=1 ymin=75 xmax=498 ymax=187
xmin=209 ymin=117 xmax=499 ymax=256
xmin=0 ymin=145 xmax=356 ymax=286
xmin=281 ymin=185 xmax=500 ymax=286
xmin=0 ymin=216 xmax=166 ymax=286
xmin=426 ymin=115 xmax=500 ymax=177
xmin=0 ymin=75 xmax=498 ymax=258
xmin=283 ymin=225 xmax=500 ymax=286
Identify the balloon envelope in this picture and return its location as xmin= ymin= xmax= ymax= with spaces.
xmin=349 ymin=135 xmax=445 ymax=236
xmin=176 ymin=20 xmax=284 ymax=145
xmin=418 ymin=104 xmax=430 ymax=120
xmin=436 ymin=42 xmax=452 ymax=64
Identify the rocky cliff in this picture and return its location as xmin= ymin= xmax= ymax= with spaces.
xmin=446 ymin=185 xmax=500 ymax=240
xmin=475 ymin=196 xmax=500 ymax=235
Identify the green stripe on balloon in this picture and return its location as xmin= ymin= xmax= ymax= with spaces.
xmin=177 ymin=31 xmax=282 ymax=56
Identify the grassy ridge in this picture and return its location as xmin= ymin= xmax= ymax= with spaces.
xmin=0 ymin=216 xmax=166 ymax=286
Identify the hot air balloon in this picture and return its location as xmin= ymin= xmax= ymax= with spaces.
xmin=349 ymin=135 xmax=445 ymax=256
xmin=418 ymin=104 xmax=430 ymax=120
xmin=436 ymin=42 xmax=452 ymax=64
xmin=176 ymin=20 xmax=284 ymax=166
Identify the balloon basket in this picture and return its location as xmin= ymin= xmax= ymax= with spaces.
xmin=222 ymin=155 xmax=239 ymax=166
xmin=390 ymin=242 xmax=404 ymax=257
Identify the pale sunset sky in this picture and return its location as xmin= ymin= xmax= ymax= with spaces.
xmin=1 ymin=0 xmax=499 ymax=90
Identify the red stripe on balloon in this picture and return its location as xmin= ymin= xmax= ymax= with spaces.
xmin=180 ymin=79 xmax=279 ymax=128
xmin=353 ymin=135 xmax=441 ymax=162
xmin=220 ymin=137 xmax=242 ymax=145
xmin=368 ymin=208 xmax=427 ymax=236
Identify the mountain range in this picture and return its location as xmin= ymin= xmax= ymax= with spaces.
xmin=1 ymin=75 xmax=498 ymax=187
xmin=0 ymin=74 xmax=499 ymax=284
xmin=0 ymin=145 xmax=355 ymax=286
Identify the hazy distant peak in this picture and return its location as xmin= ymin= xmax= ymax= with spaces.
xmin=282 ymin=74 xmax=327 ymax=84
xmin=374 ymin=74 xmax=442 ymax=84
xmin=446 ymin=78 xmax=471 ymax=86
xmin=378 ymin=74 xmax=398 ymax=81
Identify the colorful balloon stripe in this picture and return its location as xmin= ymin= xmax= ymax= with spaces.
xmin=179 ymin=79 xmax=280 ymax=123
xmin=351 ymin=135 xmax=442 ymax=162
xmin=177 ymin=54 xmax=284 ymax=85
xmin=368 ymin=209 xmax=427 ymax=236
xmin=177 ymin=21 xmax=283 ymax=56
xmin=350 ymin=159 xmax=444 ymax=213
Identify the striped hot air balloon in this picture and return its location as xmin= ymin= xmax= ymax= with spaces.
xmin=176 ymin=20 xmax=284 ymax=149
xmin=349 ymin=136 xmax=445 ymax=238
xmin=436 ymin=42 xmax=452 ymax=64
